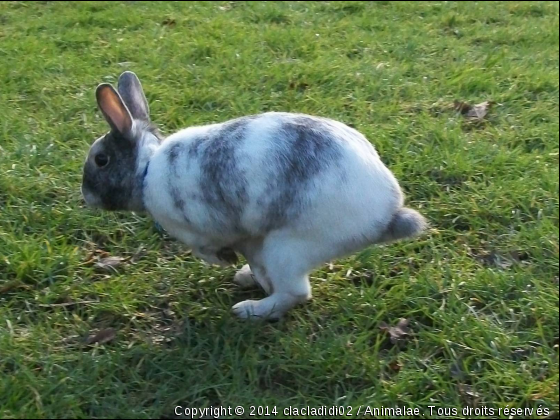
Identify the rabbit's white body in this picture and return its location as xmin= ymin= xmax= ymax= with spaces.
xmin=143 ymin=112 xmax=415 ymax=319
xmin=145 ymin=112 xmax=401 ymax=256
xmin=82 ymin=72 xmax=427 ymax=320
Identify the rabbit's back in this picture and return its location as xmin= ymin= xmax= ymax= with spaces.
xmin=144 ymin=112 xmax=402 ymax=244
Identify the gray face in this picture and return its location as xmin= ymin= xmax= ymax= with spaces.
xmin=81 ymin=130 xmax=138 ymax=211
xmin=83 ymin=71 xmax=157 ymax=212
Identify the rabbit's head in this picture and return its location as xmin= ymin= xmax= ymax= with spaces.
xmin=81 ymin=72 xmax=161 ymax=212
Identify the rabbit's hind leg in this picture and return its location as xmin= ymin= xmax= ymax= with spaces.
xmin=232 ymin=232 xmax=314 ymax=321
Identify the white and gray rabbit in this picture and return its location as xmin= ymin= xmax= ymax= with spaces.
xmin=81 ymin=71 xmax=427 ymax=320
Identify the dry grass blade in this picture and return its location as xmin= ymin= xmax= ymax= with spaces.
xmin=38 ymin=300 xmax=98 ymax=308
xmin=94 ymin=256 xmax=129 ymax=273
xmin=161 ymin=18 xmax=176 ymax=27
xmin=454 ymin=100 xmax=495 ymax=120
xmin=86 ymin=328 xmax=117 ymax=346
xmin=0 ymin=280 xmax=25 ymax=295
xmin=379 ymin=318 xmax=411 ymax=345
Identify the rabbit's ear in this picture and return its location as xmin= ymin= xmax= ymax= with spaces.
xmin=117 ymin=71 xmax=150 ymax=122
xmin=96 ymin=83 xmax=133 ymax=135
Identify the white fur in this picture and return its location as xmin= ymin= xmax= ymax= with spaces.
xmin=142 ymin=112 xmax=410 ymax=320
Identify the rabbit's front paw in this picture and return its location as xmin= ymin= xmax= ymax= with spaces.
xmin=232 ymin=299 xmax=268 ymax=320
xmin=233 ymin=264 xmax=258 ymax=288
xmin=232 ymin=293 xmax=298 ymax=321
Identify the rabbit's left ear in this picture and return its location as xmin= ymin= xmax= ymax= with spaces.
xmin=117 ymin=71 xmax=150 ymax=122
xmin=96 ymin=83 xmax=133 ymax=136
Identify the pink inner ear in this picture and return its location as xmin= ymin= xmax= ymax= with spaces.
xmin=98 ymin=86 xmax=132 ymax=134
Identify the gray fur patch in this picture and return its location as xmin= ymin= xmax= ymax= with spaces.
xmin=164 ymin=117 xmax=255 ymax=232
xmin=187 ymin=136 xmax=206 ymax=159
xmin=166 ymin=143 xmax=191 ymax=224
xmin=167 ymin=143 xmax=183 ymax=165
xmin=197 ymin=117 xmax=254 ymax=232
xmin=260 ymin=116 xmax=343 ymax=230
xmin=171 ymin=191 xmax=187 ymax=220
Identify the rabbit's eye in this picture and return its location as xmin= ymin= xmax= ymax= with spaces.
xmin=95 ymin=153 xmax=110 ymax=168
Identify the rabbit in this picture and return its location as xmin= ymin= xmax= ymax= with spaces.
xmin=81 ymin=71 xmax=428 ymax=321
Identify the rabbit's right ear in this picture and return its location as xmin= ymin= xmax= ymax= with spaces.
xmin=117 ymin=71 xmax=150 ymax=122
xmin=96 ymin=84 xmax=133 ymax=135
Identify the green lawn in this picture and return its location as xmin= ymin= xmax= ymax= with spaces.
xmin=0 ymin=1 xmax=558 ymax=418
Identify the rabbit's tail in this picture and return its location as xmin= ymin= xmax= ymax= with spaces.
xmin=379 ymin=207 xmax=428 ymax=243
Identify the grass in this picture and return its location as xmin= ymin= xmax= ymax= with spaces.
xmin=0 ymin=1 xmax=558 ymax=418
